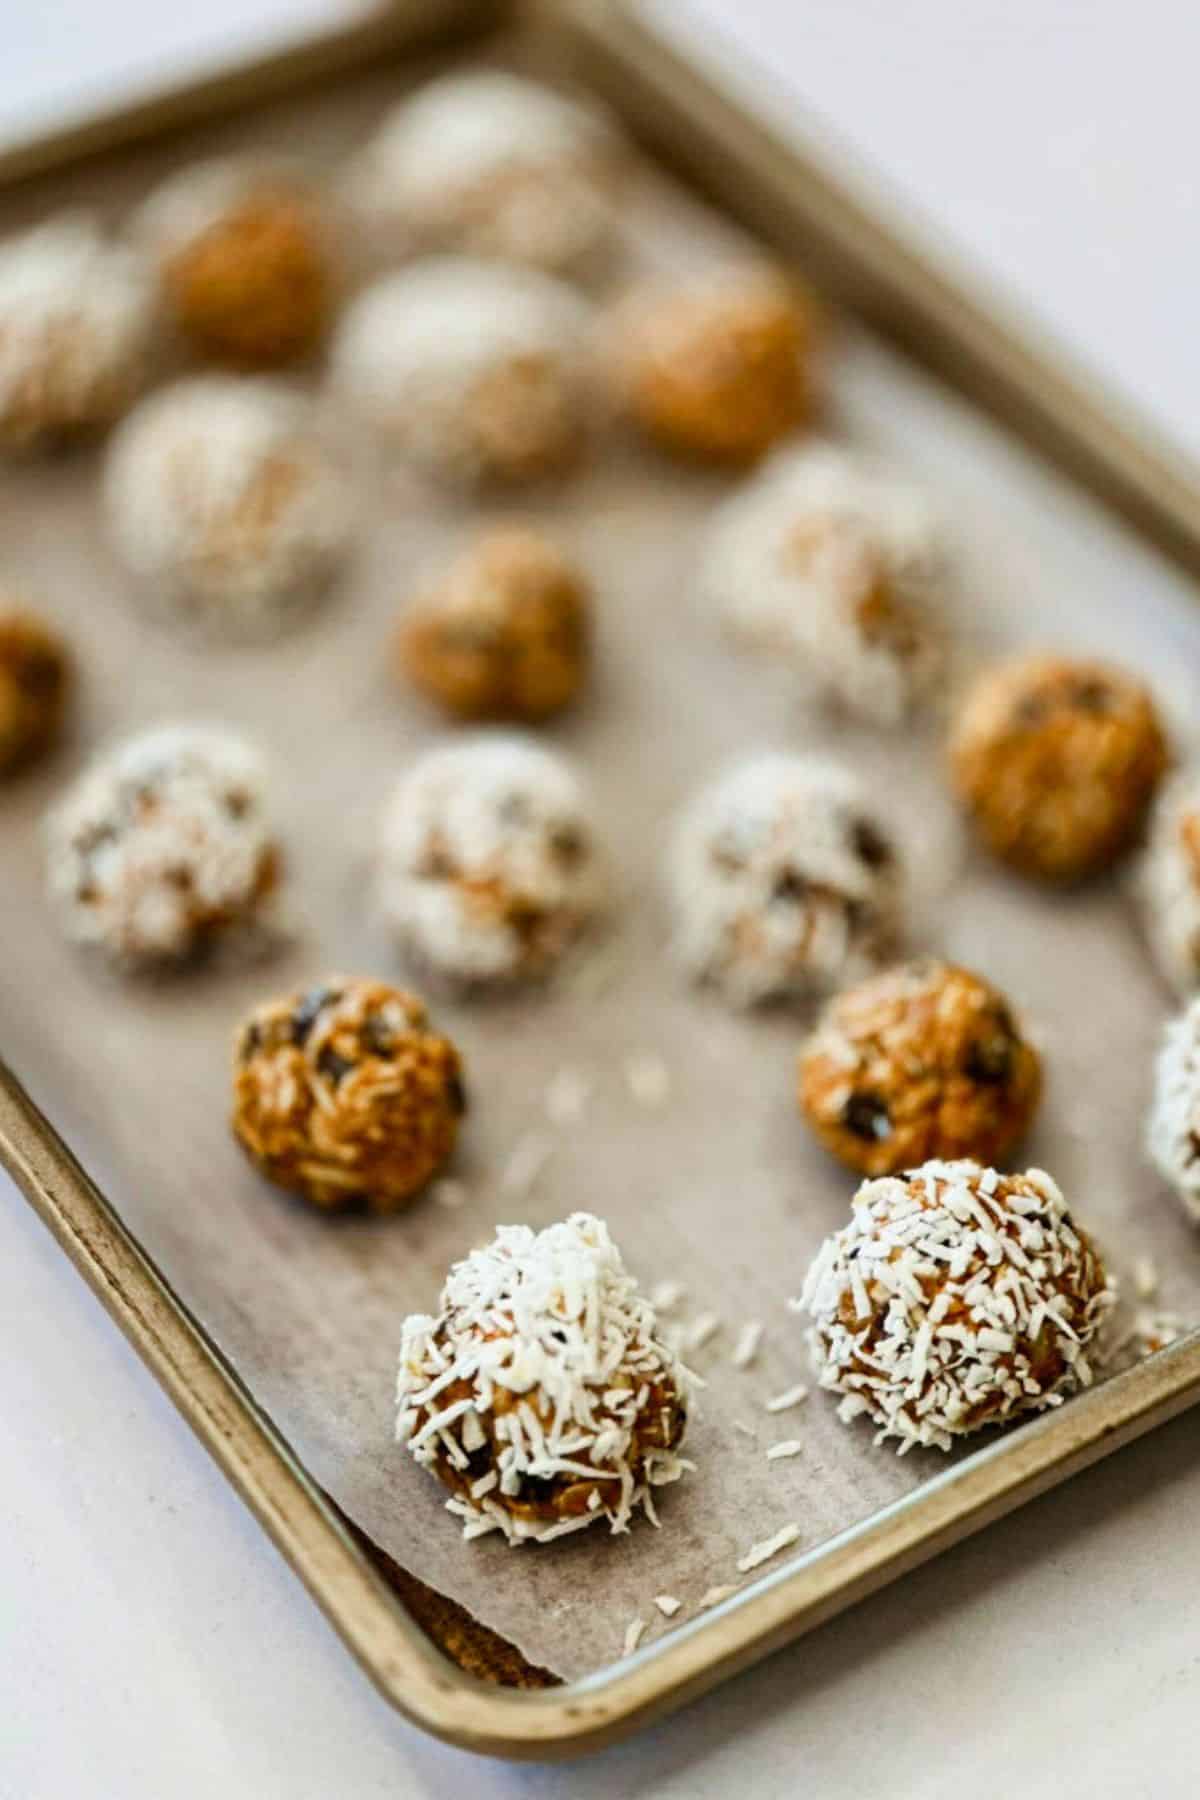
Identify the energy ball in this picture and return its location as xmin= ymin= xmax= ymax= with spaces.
xmin=949 ymin=654 xmax=1168 ymax=882
xmin=232 ymin=977 xmax=464 ymax=1212
xmin=137 ymin=159 xmax=332 ymax=366
xmin=104 ymin=377 xmax=355 ymax=639
xmin=668 ymin=752 xmax=902 ymax=1007
xmin=1146 ymin=996 xmax=1200 ymax=1221
xmin=376 ymin=733 xmax=605 ymax=988
xmin=0 ymin=610 xmax=70 ymax=774
xmin=614 ymin=268 xmax=812 ymax=464
xmin=1135 ymin=768 xmax=1200 ymax=995
xmin=396 ymin=1212 xmax=690 ymax=1543
xmin=44 ymin=724 xmax=280 ymax=968
xmin=397 ymin=526 xmax=590 ymax=722
xmin=799 ymin=960 xmax=1042 ymax=1177
xmin=703 ymin=444 xmax=947 ymax=726
xmin=0 ymin=213 xmax=155 ymax=454
xmin=353 ymin=70 xmax=623 ymax=277
xmin=331 ymin=259 xmax=594 ymax=486
xmin=798 ymin=1159 xmax=1115 ymax=1453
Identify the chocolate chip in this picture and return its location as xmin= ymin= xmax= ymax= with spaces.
xmin=316 ymin=1047 xmax=354 ymax=1085
xmin=291 ymin=986 xmax=340 ymax=1044
xmin=361 ymin=1015 xmax=393 ymax=1056
xmin=771 ymin=868 xmax=809 ymax=905
xmin=224 ymin=788 xmax=250 ymax=819
xmin=549 ymin=823 xmax=586 ymax=867
xmin=446 ymin=1070 xmax=468 ymax=1116
xmin=850 ymin=819 xmax=891 ymax=868
xmin=518 ymin=1472 xmax=560 ymax=1504
xmin=841 ymin=1090 xmax=892 ymax=1142
xmin=965 ymin=1031 xmax=1014 ymax=1085
xmin=1072 ymin=678 xmax=1112 ymax=715
xmin=239 ymin=1023 xmax=262 ymax=1062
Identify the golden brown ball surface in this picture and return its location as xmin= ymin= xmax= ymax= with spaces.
xmin=0 ymin=610 xmax=69 ymax=774
xmin=617 ymin=270 xmax=812 ymax=463
xmin=398 ymin=527 xmax=590 ymax=722
xmin=164 ymin=191 xmax=330 ymax=368
xmin=949 ymin=654 xmax=1168 ymax=881
xmin=231 ymin=978 xmax=464 ymax=1212
xmin=799 ymin=959 xmax=1042 ymax=1177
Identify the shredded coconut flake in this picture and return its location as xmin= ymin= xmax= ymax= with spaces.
xmin=698 ymin=1584 xmax=739 ymax=1610
xmin=765 ymin=1439 xmax=803 ymax=1461
xmin=737 ymin=1523 xmax=801 ymax=1573
xmin=621 ymin=1616 xmax=646 ymax=1657
xmin=731 ymin=1320 xmax=764 ymax=1369
xmin=653 ymin=1594 xmax=682 ymax=1618
xmin=764 ymin=1384 xmax=809 ymax=1414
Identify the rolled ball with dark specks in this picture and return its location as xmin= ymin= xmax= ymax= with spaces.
xmin=949 ymin=653 xmax=1168 ymax=882
xmin=232 ymin=977 xmax=465 ymax=1212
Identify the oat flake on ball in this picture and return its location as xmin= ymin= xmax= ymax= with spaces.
xmin=799 ymin=959 xmax=1042 ymax=1177
xmin=44 ymin=724 xmax=280 ymax=969
xmin=0 ymin=213 xmax=156 ymax=454
xmin=232 ymin=977 xmax=464 ymax=1212
xmin=352 ymin=70 xmax=623 ymax=277
xmin=703 ymin=443 xmax=947 ymax=726
xmin=104 ymin=376 xmax=356 ymax=639
xmin=798 ymin=1160 xmax=1115 ymax=1453
xmin=330 ymin=258 xmax=594 ymax=486
xmin=376 ymin=733 xmax=604 ymax=988
xmin=396 ymin=1212 xmax=691 ymax=1543
xmin=667 ymin=752 xmax=902 ymax=1007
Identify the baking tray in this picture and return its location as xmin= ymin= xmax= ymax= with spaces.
xmin=5 ymin=0 xmax=1200 ymax=1758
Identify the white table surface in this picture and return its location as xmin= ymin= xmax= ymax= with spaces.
xmin=7 ymin=3 xmax=1200 ymax=1794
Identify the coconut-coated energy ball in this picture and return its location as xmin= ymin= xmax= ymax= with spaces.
xmin=799 ymin=959 xmax=1042 ymax=1177
xmin=0 ymin=213 xmax=156 ymax=454
xmin=331 ymin=259 xmax=594 ymax=486
xmin=232 ymin=977 xmax=464 ymax=1212
xmin=104 ymin=377 xmax=355 ymax=639
xmin=397 ymin=526 xmax=590 ymax=722
xmin=396 ymin=1212 xmax=690 ymax=1543
xmin=614 ymin=268 xmax=812 ymax=464
xmin=376 ymin=734 xmax=604 ymax=988
xmin=798 ymin=1159 xmax=1115 ymax=1453
xmin=0 ymin=610 xmax=70 ymax=775
xmin=1146 ymin=995 xmax=1200 ymax=1221
xmin=137 ymin=159 xmax=333 ymax=367
xmin=667 ymin=752 xmax=902 ymax=1007
xmin=1134 ymin=767 xmax=1200 ymax=996
xmin=949 ymin=654 xmax=1168 ymax=882
xmin=703 ymin=444 xmax=947 ymax=726
xmin=353 ymin=71 xmax=624 ymax=277
xmin=44 ymin=724 xmax=280 ymax=968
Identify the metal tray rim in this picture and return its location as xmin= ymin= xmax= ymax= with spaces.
xmin=7 ymin=0 xmax=1200 ymax=1758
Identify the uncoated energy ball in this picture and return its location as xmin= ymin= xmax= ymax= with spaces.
xmin=0 ymin=609 xmax=70 ymax=774
xmin=104 ymin=377 xmax=356 ymax=640
xmin=376 ymin=734 xmax=605 ymax=987
xmin=799 ymin=960 xmax=1042 ymax=1177
xmin=703 ymin=444 xmax=947 ymax=727
xmin=799 ymin=1159 xmax=1115 ymax=1452
xmin=397 ymin=526 xmax=590 ymax=722
xmin=949 ymin=654 xmax=1168 ymax=881
xmin=0 ymin=213 xmax=156 ymax=454
xmin=614 ymin=268 xmax=812 ymax=463
xmin=1135 ymin=767 xmax=1200 ymax=996
xmin=138 ymin=159 xmax=333 ymax=366
xmin=44 ymin=724 xmax=280 ymax=969
xmin=331 ymin=259 xmax=594 ymax=486
xmin=232 ymin=977 xmax=465 ymax=1212
xmin=396 ymin=1212 xmax=690 ymax=1543
xmin=667 ymin=752 xmax=902 ymax=1007
xmin=353 ymin=71 xmax=624 ymax=277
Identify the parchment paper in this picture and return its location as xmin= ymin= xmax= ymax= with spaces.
xmin=3 ymin=44 xmax=1200 ymax=1684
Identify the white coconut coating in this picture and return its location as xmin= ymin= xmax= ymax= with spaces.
xmin=376 ymin=733 xmax=605 ymax=987
xmin=1135 ymin=768 xmax=1200 ymax=996
xmin=104 ymin=377 xmax=356 ymax=638
xmin=1146 ymin=996 xmax=1200 ymax=1221
xmin=0 ymin=212 xmax=156 ymax=453
xmin=135 ymin=155 xmax=323 ymax=260
xmin=667 ymin=752 xmax=903 ymax=1006
xmin=396 ymin=1212 xmax=692 ymax=1544
xmin=798 ymin=1160 xmax=1115 ymax=1453
xmin=44 ymin=725 xmax=280 ymax=968
xmin=703 ymin=443 xmax=947 ymax=726
xmin=329 ymin=258 xmax=594 ymax=485
xmin=351 ymin=70 xmax=622 ymax=276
